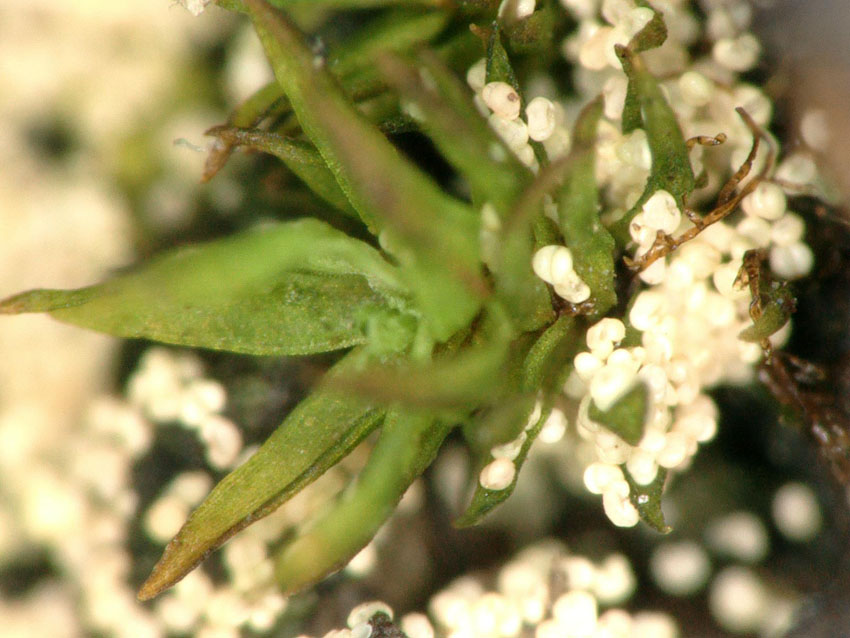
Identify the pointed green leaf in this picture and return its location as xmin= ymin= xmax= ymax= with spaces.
xmin=329 ymin=9 xmax=451 ymax=78
xmin=588 ymin=383 xmax=648 ymax=446
xmin=246 ymin=0 xmax=485 ymax=341
xmin=623 ymin=467 xmax=671 ymax=533
xmin=738 ymin=283 xmax=795 ymax=343
xmin=558 ymin=98 xmax=618 ymax=316
xmin=0 ymin=220 xmax=409 ymax=355
xmin=613 ymin=46 xmax=695 ymax=238
xmin=206 ymin=126 xmax=358 ymax=216
xmin=485 ymin=23 xmax=519 ymax=90
xmin=521 ymin=315 xmax=578 ymax=393
xmin=137 ymin=352 xmax=384 ymax=600
xmin=274 ymin=408 xmax=452 ymax=593
xmin=334 ymin=340 xmax=511 ymax=411
xmin=628 ymin=1 xmax=667 ymax=53
xmin=454 ymin=403 xmax=549 ymax=527
xmin=378 ymin=51 xmax=529 ymax=213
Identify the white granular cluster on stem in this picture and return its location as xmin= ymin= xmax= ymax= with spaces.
xmin=425 ymin=540 xmax=676 ymax=638
xmin=467 ymin=60 xmax=573 ymax=171
xmin=473 ymin=0 xmax=821 ymax=528
xmin=532 ymin=245 xmax=592 ymax=303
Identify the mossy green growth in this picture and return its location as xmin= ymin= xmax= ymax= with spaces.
xmin=0 ymin=0 xmax=705 ymax=597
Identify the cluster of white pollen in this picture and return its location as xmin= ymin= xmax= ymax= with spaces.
xmin=480 ymin=0 xmax=822 ymax=528
xmin=297 ymin=541 xmax=677 ymax=638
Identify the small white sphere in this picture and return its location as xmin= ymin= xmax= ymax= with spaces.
xmin=539 ymin=409 xmax=568 ymax=444
xmin=491 ymin=432 xmax=527 ymax=460
xmin=587 ymin=318 xmax=626 ymax=360
xmin=489 ymin=114 xmax=529 ymax=149
xmin=626 ymin=449 xmax=658 ymax=486
xmin=466 ymin=58 xmax=487 ymax=92
xmin=579 ymin=26 xmax=615 ymax=71
xmin=526 ymin=96 xmax=558 ymax=141
xmin=656 ymin=431 xmax=690 ymax=469
xmin=589 ymin=363 xmax=637 ymax=412
xmin=705 ymin=511 xmax=769 ymax=563
xmin=769 ymin=242 xmax=814 ymax=280
xmin=602 ymin=483 xmax=640 ymax=528
xmin=551 ymin=590 xmax=598 ymax=633
xmin=479 ymin=458 xmax=516 ymax=491
xmin=708 ymin=566 xmax=768 ymax=634
xmin=642 ymin=190 xmax=682 ymax=234
xmin=741 ymin=181 xmax=786 ymax=221
xmin=200 ymin=415 xmax=243 ymax=470
xmin=775 ymin=153 xmax=817 ymax=185
xmin=401 ymin=613 xmax=435 ymax=638
xmin=631 ymin=612 xmax=678 ymax=638
xmin=532 ymin=245 xmax=561 ymax=283
xmin=549 ymin=246 xmax=576 ymax=284
xmin=482 ymin=81 xmax=522 ymax=120
xmin=736 ymin=216 xmax=772 ymax=248
xmin=678 ymin=71 xmax=714 ymax=107
xmin=772 ymin=482 xmax=822 ymax=542
xmin=574 ymin=351 xmax=604 ymax=382
xmin=770 ymin=212 xmax=806 ymax=247
xmin=649 ymin=540 xmax=711 ymax=596
xmin=800 ymin=108 xmax=830 ymax=150
xmin=347 ymin=601 xmax=393 ymax=628
xmin=593 ymin=554 xmax=636 ymax=605
xmin=553 ymin=271 xmax=592 ymax=304
xmin=712 ymin=33 xmax=760 ymax=72
xmin=629 ymin=291 xmax=668 ymax=332
xmin=583 ymin=462 xmax=625 ymax=495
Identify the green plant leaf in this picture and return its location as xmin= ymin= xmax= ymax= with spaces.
xmin=521 ymin=315 xmax=578 ymax=393
xmin=377 ymin=51 xmax=528 ymax=213
xmin=738 ymin=282 xmax=795 ymax=343
xmin=137 ymin=352 xmax=385 ymax=600
xmin=454 ymin=403 xmax=549 ymax=527
xmin=205 ymin=126 xmax=358 ymax=216
xmin=484 ymin=23 xmax=519 ymax=90
xmin=558 ymin=98 xmax=617 ymax=316
xmin=329 ymin=8 xmax=451 ymax=78
xmin=333 ymin=339 xmax=511 ymax=411
xmin=588 ymin=383 xmax=648 ymax=446
xmin=246 ymin=0 xmax=485 ymax=342
xmin=274 ymin=407 xmax=452 ymax=593
xmin=0 ymin=220 xmax=409 ymax=355
xmin=613 ymin=46 xmax=695 ymax=238
xmin=623 ymin=467 xmax=671 ymax=533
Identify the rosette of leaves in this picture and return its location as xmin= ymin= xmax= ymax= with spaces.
xmin=0 ymin=0 xmax=695 ymax=598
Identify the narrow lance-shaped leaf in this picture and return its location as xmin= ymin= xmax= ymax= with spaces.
xmin=377 ymin=51 xmax=529 ymax=213
xmin=455 ymin=403 xmax=549 ymax=527
xmin=455 ymin=316 xmax=579 ymax=527
xmin=0 ymin=220 xmax=409 ymax=356
xmin=329 ymin=8 xmax=451 ymax=78
xmin=138 ymin=350 xmax=385 ymax=600
xmin=623 ymin=467 xmax=671 ymax=533
xmin=588 ymin=383 xmax=649 ymax=446
xmin=245 ymin=0 xmax=485 ymax=342
xmin=619 ymin=2 xmax=667 ymax=133
xmin=739 ymin=282 xmax=795 ymax=343
xmin=333 ymin=334 xmax=511 ymax=412
xmin=613 ymin=45 xmax=695 ymax=240
xmin=558 ymin=97 xmax=618 ymax=317
xmin=205 ymin=126 xmax=358 ymax=217
xmin=274 ymin=408 xmax=453 ymax=594
xmin=484 ymin=24 xmax=548 ymax=165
